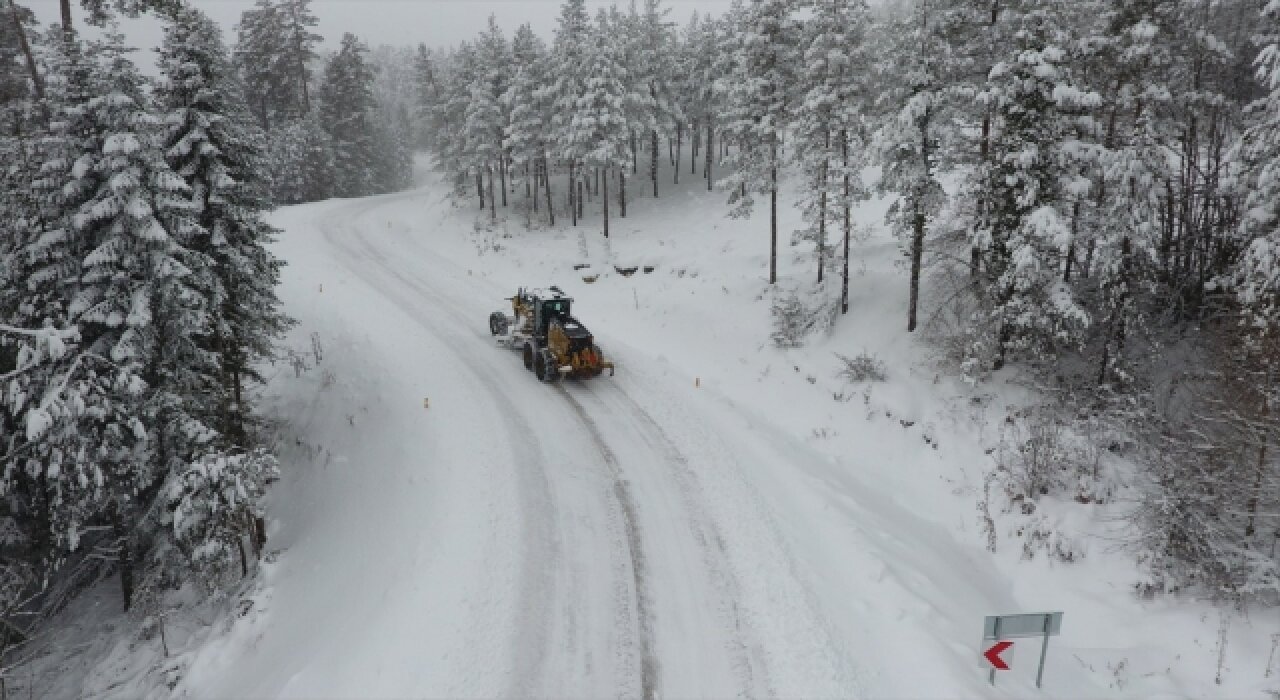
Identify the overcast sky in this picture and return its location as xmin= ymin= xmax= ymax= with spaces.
xmin=25 ymin=0 xmax=738 ymax=68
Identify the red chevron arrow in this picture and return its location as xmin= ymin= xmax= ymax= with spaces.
xmin=984 ymin=641 xmax=1013 ymax=670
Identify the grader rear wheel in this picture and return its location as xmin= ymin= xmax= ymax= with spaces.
xmin=523 ymin=343 xmax=535 ymax=371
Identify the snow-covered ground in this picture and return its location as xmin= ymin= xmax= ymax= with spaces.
xmin=22 ymin=159 xmax=1280 ymax=698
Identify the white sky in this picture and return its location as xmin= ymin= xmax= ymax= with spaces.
xmin=25 ymin=1 xmax=738 ymax=64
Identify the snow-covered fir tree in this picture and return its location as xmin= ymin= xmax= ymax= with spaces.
xmin=503 ymin=24 xmax=553 ymax=224
xmin=548 ymin=0 xmax=592 ymax=226
xmin=793 ymin=0 xmax=870 ymax=290
xmin=571 ymin=10 xmax=631 ymax=238
xmin=267 ymin=112 xmax=335 ymax=204
xmin=967 ymin=10 xmax=1093 ymax=373
xmin=319 ymin=33 xmax=380 ymax=198
xmin=156 ymin=3 xmax=292 ymax=447
xmin=720 ymin=0 xmax=801 ymax=284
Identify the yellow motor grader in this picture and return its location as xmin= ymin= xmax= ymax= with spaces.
xmin=489 ymin=286 xmax=615 ymax=382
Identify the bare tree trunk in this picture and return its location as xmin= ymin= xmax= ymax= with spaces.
xmin=650 ymin=130 xmax=659 ymax=198
xmin=238 ymin=535 xmax=249 ymax=578
xmin=488 ymin=167 xmax=496 ymax=222
xmin=113 ymin=507 xmax=133 ymax=611
xmin=817 ymin=147 xmax=828 ymax=284
xmin=841 ymin=130 xmax=851 ymax=314
xmin=675 ymin=124 xmax=682 ymax=184
xmin=477 ymin=172 xmax=485 ymax=210
xmin=59 ymin=0 xmax=71 ymax=31
xmin=769 ymin=139 xmax=778 ymax=285
xmin=908 ymin=111 xmax=931 ymax=332
xmin=254 ymin=515 xmax=267 ymax=554
xmin=705 ymin=120 xmax=713 ymax=191
xmin=1063 ymin=201 xmax=1080 ymax=282
xmin=603 ymin=168 xmax=610 ymax=238
xmin=577 ymin=178 xmax=583 ymax=220
xmin=499 ymin=155 xmax=507 ymax=207
xmin=619 ymin=169 xmax=626 ymax=218
xmin=907 ymin=198 xmax=925 ymax=332
xmin=8 ymin=0 xmax=44 ymax=103
xmin=630 ymin=130 xmax=637 ymax=174
xmin=692 ymin=118 xmax=700 ymax=174
xmin=543 ymin=156 xmax=555 ymax=226
xmin=569 ymin=161 xmax=577 ymax=226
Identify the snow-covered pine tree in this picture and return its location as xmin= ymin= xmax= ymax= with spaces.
xmin=267 ymin=112 xmax=335 ymax=203
xmin=382 ymin=102 xmax=415 ymax=191
xmin=548 ymin=0 xmax=591 ymax=226
xmin=627 ymin=0 xmax=679 ymax=200
xmin=685 ymin=11 xmax=727 ymax=190
xmin=156 ymin=4 xmax=291 ymax=448
xmin=275 ymin=0 xmax=321 ymax=115
xmin=427 ymin=42 xmax=480 ymax=202
xmin=0 ymin=0 xmax=40 ymax=114
xmin=503 ymin=24 xmax=553 ymax=225
xmin=233 ymin=0 xmax=283 ymax=131
xmin=793 ymin=0 xmax=870 ymax=291
xmin=412 ymin=43 xmax=439 ymax=150
xmin=1238 ymin=0 xmax=1280 ymax=325
xmin=668 ymin=11 xmax=702 ymax=185
xmin=608 ymin=4 xmax=643 ymax=213
xmin=968 ymin=9 xmax=1093 ymax=373
xmin=464 ymin=16 xmax=511 ymax=221
xmin=572 ymin=10 xmax=631 ymax=238
xmin=16 ymin=29 xmax=209 ymax=608
xmin=720 ymin=0 xmax=801 ymax=285
xmin=1086 ymin=6 xmax=1173 ymax=387
xmin=873 ymin=0 xmax=952 ymax=332
xmin=319 ymin=33 xmax=380 ymax=198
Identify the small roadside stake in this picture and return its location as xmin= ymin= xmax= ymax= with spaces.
xmin=423 ymin=398 xmax=429 ymax=409
xmin=982 ymin=612 xmax=1063 ymax=688
xmin=319 ymin=283 xmax=323 ymax=293
xmin=695 ymin=377 xmax=701 ymax=388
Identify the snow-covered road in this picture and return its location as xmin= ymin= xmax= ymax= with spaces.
xmin=310 ymin=189 xmax=865 ymax=697
xmin=178 ymin=184 xmax=1083 ymax=698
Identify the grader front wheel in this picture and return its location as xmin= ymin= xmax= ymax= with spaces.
xmin=489 ymin=312 xmax=509 ymax=336
xmin=535 ymin=348 xmax=560 ymax=383
xmin=523 ymin=343 xmax=535 ymax=371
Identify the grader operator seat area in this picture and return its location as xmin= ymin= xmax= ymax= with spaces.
xmin=537 ymin=298 xmax=571 ymax=335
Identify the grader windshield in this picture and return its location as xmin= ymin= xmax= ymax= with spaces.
xmin=539 ymin=298 xmax=571 ymax=332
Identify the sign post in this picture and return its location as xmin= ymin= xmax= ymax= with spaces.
xmin=982 ymin=612 xmax=1063 ymax=689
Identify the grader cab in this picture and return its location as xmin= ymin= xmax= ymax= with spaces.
xmin=489 ymin=287 xmax=615 ymax=382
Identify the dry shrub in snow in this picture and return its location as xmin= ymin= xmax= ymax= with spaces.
xmin=986 ymin=405 xmax=1120 ymax=562
xmin=835 ymin=351 xmax=887 ymax=383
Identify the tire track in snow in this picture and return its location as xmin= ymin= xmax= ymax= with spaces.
xmin=603 ymin=361 xmax=867 ymax=697
xmin=557 ymin=387 xmax=659 ymax=700
xmin=570 ymin=381 xmax=773 ymax=698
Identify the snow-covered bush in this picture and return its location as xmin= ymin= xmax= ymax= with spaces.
xmin=165 ymin=450 xmax=278 ymax=590
xmin=771 ymin=283 xmax=839 ymax=348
